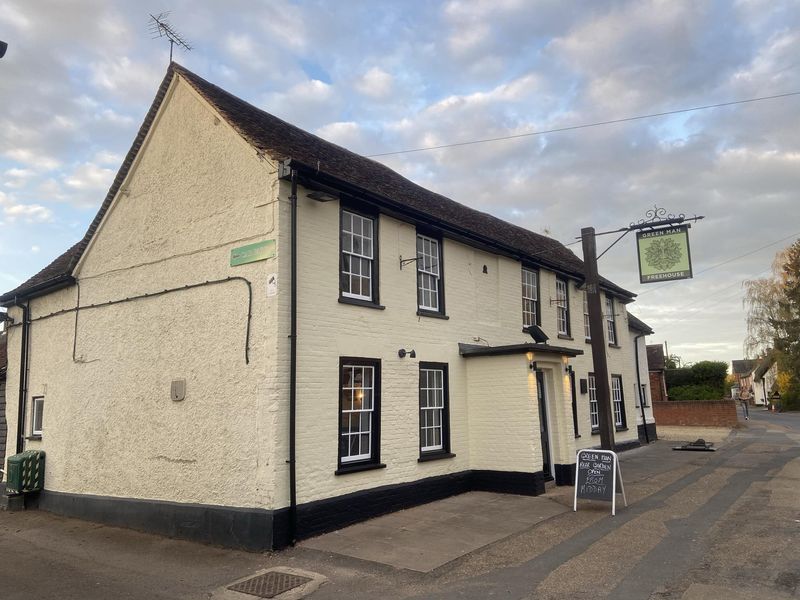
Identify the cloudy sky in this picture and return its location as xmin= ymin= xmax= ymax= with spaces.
xmin=1 ymin=0 xmax=799 ymax=365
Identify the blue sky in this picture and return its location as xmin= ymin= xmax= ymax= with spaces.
xmin=1 ymin=0 xmax=799 ymax=364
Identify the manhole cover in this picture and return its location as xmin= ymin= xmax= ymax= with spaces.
xmin=227 ymin=571 xmax=312 ymax=598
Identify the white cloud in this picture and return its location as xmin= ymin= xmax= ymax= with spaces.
xmin=64 ymin=162 xmax=115 ymax=191
xmin=355 ymin=67 xmax=394 ymax=99
xmin=0 ymin=191 xmax=53 ymax=223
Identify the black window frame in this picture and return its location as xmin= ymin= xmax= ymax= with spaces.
xmin=611 ymin=373 xmax=627 ymax=430
xmin=336 ymin=357 xmax=385 ymax=475
xmin=606 ymin=295 xmax=618 ymax=346
xmin=415 ymin=230 xmax=447 ymax=318
xmin=417 ymin=361 xmax=454 ymax=461
xmin=521 ymin=266 xmax=541 ymax=329
xmin=339 ymin=203 xmax=382 ymax=310
xmin=556 ymin=277 xmax=571 ymax=337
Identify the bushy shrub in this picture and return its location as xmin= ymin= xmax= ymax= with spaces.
xmin=668 ymin=385 xmax=723 ymax=401
xmin=665 ymin=360 xmax=727 ymax=400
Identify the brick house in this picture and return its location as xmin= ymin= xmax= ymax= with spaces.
xmin=647 ymin=344 xmax=668 ymax=402
xmin=2 ymin=63 xmax=645 ymax=551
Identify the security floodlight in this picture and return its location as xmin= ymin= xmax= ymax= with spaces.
xmin=0 ymin=41 xmax=8 ymax=59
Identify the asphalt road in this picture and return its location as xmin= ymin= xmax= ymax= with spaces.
xmin=1 ymin=409 xmax=798 ymax=599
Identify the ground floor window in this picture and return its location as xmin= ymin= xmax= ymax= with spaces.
xmin=32 ymin=396 xmax=44 ymax=437
xmin=339 ymin=358 xmax=380 ymax=466
xmin=419 ymin=363 xmax=450 ymax=455
xmin=588 ymin=374 xmax=598 ymax=430
xmin=612 ymin=375 xmax=625 ymax=427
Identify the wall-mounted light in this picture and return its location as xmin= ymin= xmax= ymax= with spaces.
xmin=566 ymin=364 xmax=574 ymax=375
xmin=529 ymin=360 xmax=538 ymax=371
xmin=307 ymin=191 xmax=339 ymax=202
xmin=398 ymin=348 xmax=416 ymax=359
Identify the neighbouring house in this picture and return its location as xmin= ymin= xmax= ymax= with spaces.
xmin=2 ymin=63 xmax=645 ymax=551
xmin=732 ymin=359 xmax=759 ymax=404
xmin=753 ymin=352 xmax=778 ymax=406
xmin=647 ymin=344 xmax=668 ymax=402
xmin=627 ymin=314 xmax=657 ymax=443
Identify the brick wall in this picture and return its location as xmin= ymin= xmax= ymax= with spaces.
xmin=650 ymin=372 xmax=667 ymax=402
xmin=652 ymin=400 xmax=738 ymax=427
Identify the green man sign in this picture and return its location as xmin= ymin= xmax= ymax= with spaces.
xmin=636 ymin=225 xmax=693 ymax=283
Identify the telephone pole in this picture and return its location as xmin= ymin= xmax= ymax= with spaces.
xmin=582 ymin=227 xmax=616 ymax=450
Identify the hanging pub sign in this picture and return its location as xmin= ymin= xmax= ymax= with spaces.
xmin=636 ymin=224 xmax=693 ymax=284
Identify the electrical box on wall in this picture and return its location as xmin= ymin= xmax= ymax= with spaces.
xmin=170 ymin=379 xmax=186 ymax=402
xmin=580 ymin=379 xmax=588 ymax=394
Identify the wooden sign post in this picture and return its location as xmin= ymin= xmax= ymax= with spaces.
xmin=573 ymin=449 xmax=627 ymax=516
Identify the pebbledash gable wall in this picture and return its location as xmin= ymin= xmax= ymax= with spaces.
xmin=652 ymin=400 xmax=738 ymax=428
xmin=4 ymin=77 xmax=287 ymax=534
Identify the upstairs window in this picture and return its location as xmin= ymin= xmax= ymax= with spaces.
xmin=556 ymin=278 xmax=570 ymax=336
xmin=341 ymin=209 xmax=376 ymax=302
xmin=522 ymin=268 xmax=539 ymax=328
xmin=606 ymin=296 xmax=617 ymax=345
xmin=583 ymin=292 xmax=591 ymax=340
xmin=417 ymin=234 xmax=444 ymax=314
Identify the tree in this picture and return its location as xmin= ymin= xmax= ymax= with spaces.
xmin=745 ymin=240 xmax=800 ymax=409
xmin=743 ymin=249 xmax=789 ymax=358
xmin=665 ymin=354 xmax=682 ymax=369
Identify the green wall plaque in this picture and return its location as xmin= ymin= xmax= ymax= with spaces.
xmin=230 ymin=240 xmax=276 ymax=267
xmin=636 ymin=225 xmax=693 ymax=284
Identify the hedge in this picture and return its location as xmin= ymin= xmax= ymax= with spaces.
xmin=665 ymin=361 xmax=727 ymax=400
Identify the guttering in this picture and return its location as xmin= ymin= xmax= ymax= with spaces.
xmin=0 ymin=274 xmax=75 ymax=308
xmin=288 ymin=167 xmax=298 ymax=545
xmin=283 ymin=160 xmax=635 ymax=302
xmin=15 ymin=300 xmax=30 ymax=454
xmin=634 ymin=332 xmax=650 ymax=444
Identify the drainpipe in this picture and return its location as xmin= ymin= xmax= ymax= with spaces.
xmin=15 ymin=300 xmax=30 ymax=454
xmin=288 ymin=168 xmax=298 ymax=545
xmin=634 ymin=333 xmax=650 ymax=444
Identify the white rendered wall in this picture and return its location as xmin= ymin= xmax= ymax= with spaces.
xmin=285 ymin=183 xmax=641 ymax=505
xmin=4 ymin=77 xmax=284 ymax=510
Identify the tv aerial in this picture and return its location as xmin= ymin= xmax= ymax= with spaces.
xmin=148 ymin=12 xmax=192 ymax=61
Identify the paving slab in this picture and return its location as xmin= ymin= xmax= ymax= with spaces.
xmin=300 ymin=491 xmax=567 ymax=572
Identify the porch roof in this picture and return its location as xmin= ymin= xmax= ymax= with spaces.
xmin=458 ymin=342 xmax=584 ymax=358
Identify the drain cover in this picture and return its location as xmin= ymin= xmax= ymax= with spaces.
xmin=227 ymin=571 xmax=312 ymax=598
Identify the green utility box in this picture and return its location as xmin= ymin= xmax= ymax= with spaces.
xmin=6 ymin=450 xmax=46 ymax=495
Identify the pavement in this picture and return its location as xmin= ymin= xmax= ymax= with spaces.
xmin=0 ymin=409 xmax=799 ymax=599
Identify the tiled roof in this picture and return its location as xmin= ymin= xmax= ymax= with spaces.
xmin=2 ymin=63 xmax=635 ymax=303
xmin=627 ymin=312 xmax=654 ymax=334
xmin=646 ymin=344 xmax=666 ymax=371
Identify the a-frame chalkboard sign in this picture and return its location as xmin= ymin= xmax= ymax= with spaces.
xmin=573 ymin=449 xmax=627 ymax=515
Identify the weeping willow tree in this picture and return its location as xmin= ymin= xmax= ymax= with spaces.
xmin=743 ymin=249 xmax=789 ymax=358
xmin=744 ymin=240 xmax=800 ymax=408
